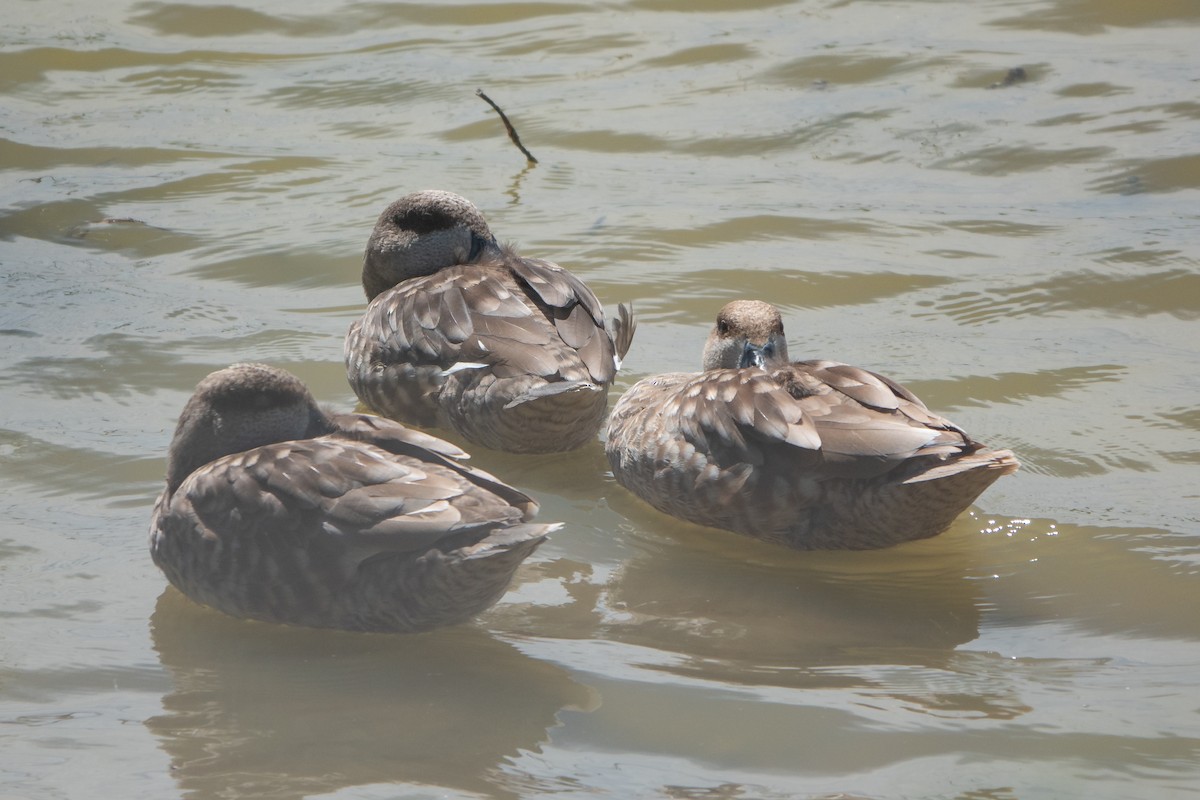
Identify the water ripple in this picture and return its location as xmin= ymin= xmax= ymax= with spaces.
xmin=128 ymin=1 xmax=592 ymax=37
xmin=990 ymin=1 xmax=1200 ymax=33
xmin=932 ymin=144 xmax=1114 ymax=176
xmin=1090 ymin=153 xmax=1200 ymax=194
xmin=923 ymin=269 xmax=1200 ymax=324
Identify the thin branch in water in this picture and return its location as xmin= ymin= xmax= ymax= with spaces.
xmin=476 ymin=89 xmax=538 ymax=165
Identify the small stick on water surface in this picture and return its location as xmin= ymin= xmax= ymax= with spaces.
xmin=476 ymin=89 xmax=538 ymax=164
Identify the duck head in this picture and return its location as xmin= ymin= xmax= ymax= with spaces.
xmin=361 ymin=190 xmax=500 ymax=301
xmin=701 ymin=300 xmax=791 ymax=371
xmin=165 ymin=363 xmax=330 ymax=493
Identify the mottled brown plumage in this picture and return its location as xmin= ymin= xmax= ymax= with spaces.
xmin=606 ymin=300 xmax=1019 ymax=550
xmin=345 ymin=190 xmax=635 ymax=453
xmin=150 ymin=363 xmax=556 ymax=632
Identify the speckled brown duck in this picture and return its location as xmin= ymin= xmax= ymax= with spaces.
xmin=150 ymin=363 xmax=556 ymax=632
xmin=345 ymin=190 xmax=635 ymax=453
xmin=605 ymin=300 xmax=1019 ymax=550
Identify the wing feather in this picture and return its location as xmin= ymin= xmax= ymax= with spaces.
xmin=611 ymin=362 xmax=974 ymax=479
xmin=177 ymin=438 xmax=527 ymax=565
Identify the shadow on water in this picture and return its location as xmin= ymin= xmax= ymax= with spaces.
xmin=593 ymin=499 xmax=983 ymax=673
xmin=146 ymin=589 xmax=597 ymax=800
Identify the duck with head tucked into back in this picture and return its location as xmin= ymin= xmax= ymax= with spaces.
xmin=150 ymin=363 xmax=557 ymax=632
xmin=345 ymin=190 xmax=635 ymax=454
xmin=605 ymin=300 xmax=1019 ymax=550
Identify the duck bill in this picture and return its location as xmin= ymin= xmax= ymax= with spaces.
xmin=468 ymin=231 xmax=498 ymax=262
xmin=738 ymin=343 xmax=768 ymax=369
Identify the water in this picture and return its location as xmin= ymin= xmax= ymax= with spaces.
xmin=2 ymin=0 xmax=1198 ymax=797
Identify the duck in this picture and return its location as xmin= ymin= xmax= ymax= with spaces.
xmin=605 ymin=300 xmax=1019 ymax=550
xmin=150 ymin=363 xmax=557 ymax=632
xmin=345 ymin=190 xmax=635 ymax=453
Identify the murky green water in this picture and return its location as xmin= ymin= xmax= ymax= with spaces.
xmin=2 ymin=0 xmax=1198 ymax=797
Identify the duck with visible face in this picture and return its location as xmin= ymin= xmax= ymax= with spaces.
xmin=150 ymin=363 xmax=556 ymax=632
xmin=703 ymin=299 xmax=789 ymax=370
xmin=605 ymin=300 xmax=1019 ymax=551
xmin=345 ymin=190 xmax=635 ymax=454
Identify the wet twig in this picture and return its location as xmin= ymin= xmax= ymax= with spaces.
xmin=476 ymin=89 xmax=538 ymax=164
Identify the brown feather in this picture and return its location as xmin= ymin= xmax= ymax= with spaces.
xmin=606 ymin=300 xmax=1018 ymax=550
xmin=151 ymin=364 xmax=555 ymax=631
xmin=347 ymin=193 xmax=634 ymax=452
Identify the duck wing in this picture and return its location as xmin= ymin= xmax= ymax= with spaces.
xmin=328 ymin=411 xmax=539 ymax=519
xmin=349 ymin=255 xmax=617 ymax=387
xmin=783 ymin=361 xmax=971 ymax=469
xmin=163 ymin=438 xmax=528 ymax=576
xmin=611 ymin=364 xmax=971 ymax=479
xmin=508 ymin=256 xmax=622 ymax=383
xmin=666 ymin=369 xmax=823 ymax=458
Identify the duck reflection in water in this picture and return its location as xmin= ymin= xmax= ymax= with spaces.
xmin=606 ymin=300 xmax=1018 ymax=550
xmin=594 ymin=517 xmax=985 ymax=678
xmin=147 ymin=590 xmax=596 ymax=799
xmin=149 ymin=363 xmax=556 ymax=632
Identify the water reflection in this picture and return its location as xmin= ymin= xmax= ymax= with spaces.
xmin=147 ymin=590 xmax=595 ymax=800
xmin=3 ymin=0 xmax=1199 ymax=795
xmin=598 ymin=506 xmax=982 ymax=677
xmin=990 ymin=0 xmax=1200 ymax=32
